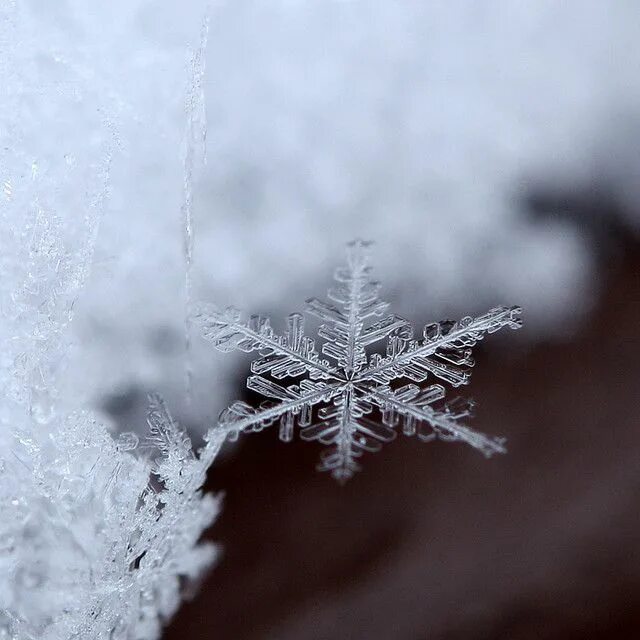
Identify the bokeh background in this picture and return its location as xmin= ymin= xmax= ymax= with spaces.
xmin=3 ymin=1 xmax=640 ymax=638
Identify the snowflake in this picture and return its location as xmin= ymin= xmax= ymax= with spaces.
xmin=195 ymin=240 xmax=522 ymax=482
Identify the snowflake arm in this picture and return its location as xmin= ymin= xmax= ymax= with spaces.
xmin=300 ymin=386 xmax=396 ymax=482
xmin=364 ymin=383 xmax=506 ymax=457
xmin=218 ymin=376 xmax=341 ymax=442
xmin=193 ymin=304 xmax=336 ymax=380
xmin=356 ymin=305 xmax=522 ymax=387
xmin=307 ymin=240 xmax=412 ymax=375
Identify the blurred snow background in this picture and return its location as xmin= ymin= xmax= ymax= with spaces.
xmin=3 ymin=0 xmax=640 ymax=433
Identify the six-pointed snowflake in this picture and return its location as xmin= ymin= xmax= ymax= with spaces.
xmin=195 ymin=240 xmax=522 ymax=481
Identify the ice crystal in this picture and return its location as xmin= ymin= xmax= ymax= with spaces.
xmin=0 ymin=398 xmax=224 ymax=640
xmin=1 ymin=204 xmax=224 ymax=639
xmin=1 ymin=5 xmax=225 ymax=637
xmin=181 ymin=9 xmax=210 ymax=407
xmin=195 ymin=240 xmax=522 ymax=481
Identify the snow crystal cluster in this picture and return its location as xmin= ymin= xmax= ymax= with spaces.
xmin=0 ymin=3 xmax=223 ymax=638
xmin=197 ymin=241 xmax=521 ymax=481
xmin=1 ymin=405 xmax=223 ymax=640
xmin=0 ymin=202 xmax=224 ymax=640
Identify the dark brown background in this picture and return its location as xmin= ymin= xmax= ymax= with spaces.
xmin=166 ymin=222 xmax=640 ymax=640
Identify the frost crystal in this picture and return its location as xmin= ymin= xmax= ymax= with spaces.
xmin=196 ymin=241 xmax=522 ymax=481
xmin=0 ymin=399 xmax=224 ymax=640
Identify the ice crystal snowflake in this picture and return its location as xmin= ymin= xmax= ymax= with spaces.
xmin=195 ymin=241 xmax=522 ymax=481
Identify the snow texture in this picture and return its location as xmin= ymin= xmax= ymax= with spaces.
xmin=0 ymin=193 xmax=224 ymax=640
xmin=196 ymin=241 xmax=522 ymax=481
xmin=0 ymin=404 xmax=224 ymax=640
xmin=0 ymin=4 xmax=224 ymax=636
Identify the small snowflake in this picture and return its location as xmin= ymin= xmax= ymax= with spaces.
xmin=195 ymin=240 xmax=522 ymax=481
